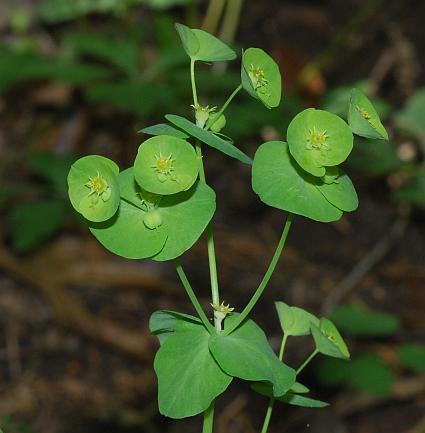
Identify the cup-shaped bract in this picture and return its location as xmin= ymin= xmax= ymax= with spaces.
xmin=134 ymin=135 xmax=199 ymax=195
xmin=275 ymin=302 xmax=319 ymax=337
xmin=311 ymin=318 xmax=350 ymax=360
xmin=241 ymin=47 xmax=282 ymax=109
xmin=67 ymin=155 xmax=120 ymax=222
xmin=287 ymin=108 xmax=353 ymax=177
xmin=175 ymin=23 xmax=236 ymax=63
xmin=348 ymin=88 xmax=388 ymax=140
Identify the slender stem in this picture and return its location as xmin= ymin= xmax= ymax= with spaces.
xmin=223 ymin=214 xmax=294 ymax=336
xmin=202 ymin=0 xmax=227 ymax=34
xmin=190 ymin=58 xmax=199 ymax=107
xmin=175 ymin=260 xmax=215 ymax=333
xmin=206 ymin=84 xmax=242 ymax=130
xmin=260 ymin=333 xmax=289 ymax=433
xmin=296 ymin=349 xmax=319 ymax=375
xmin=202 ymin=401 xmax=215 ymax=433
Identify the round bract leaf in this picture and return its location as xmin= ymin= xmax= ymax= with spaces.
xmin=315 ymin=167 xmax=358 ymax=212
xmin=275 ymin=301 xmax=319 ymax=336
xmin=242 ymin=48 xmax=281 ymax=108
xmin=134 ymin=135 xmax=199 ymax=195
xmin=348 ymin=88 xmax=388 ymax=140
xmin=311 ymin=318 xmax=350 ymax=360
xmin=88 ymin=169 xmax=167 ymax=259
xmin=287 ymin=109 xmax=353 ymax=177
xmin=252 ymin=141 xmax=343 ymax=222
xmin=67 ymin=155 xmax=120 ymax=222
xmin=153 ymin=181 xmax=216 ymax=261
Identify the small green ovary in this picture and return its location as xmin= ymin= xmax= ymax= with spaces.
xmin=143 ymin=209 xmax=163 ymax=230
xmin=249 ymin=64 xmax=268 ymax=91
xmin=152 ymin=152 xmax=176 ymax=182
xmin=306 ymin=127 xmax=329 ymax=155
xmin=85 ymin=172 xmax=112 ymax=206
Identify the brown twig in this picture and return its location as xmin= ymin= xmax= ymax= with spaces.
xmin=321 ymin=205 xmax=411 ymax=315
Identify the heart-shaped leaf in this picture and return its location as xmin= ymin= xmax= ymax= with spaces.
xmin=209 ymin=315 xmax=296 ymax=397
xmin=175 ymin=23 xmax=236 ymax=62
xmin=275 ymin=301 xmax=319 ymax=336
xmin=154 ymin=319 xmax=232 ymax=418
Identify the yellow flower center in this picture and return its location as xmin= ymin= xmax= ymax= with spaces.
xmin=306 ymin=127 xmax=329 ymax=155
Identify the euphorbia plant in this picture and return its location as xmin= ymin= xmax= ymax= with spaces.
xmin=67 ymin=23 xmax=388 ymax=433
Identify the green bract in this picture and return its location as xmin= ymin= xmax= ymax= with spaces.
xmin=67 ymin=155 xmax=120 ymax=222
xmin=348 ymin=88 xmax=388 ymax=140
xmin=275 ymin=302 xmax=319 ymax=336
xmin=154 ymin=318 xmax=232 ymax=418
xmin=287 ymin=108 xmax=353 ymax=177
xmin=175 ymin=23 xmax=236 ymax=62
xmin=134 ymin=134 xmax=199 ymax=195
xmin=209 ymin=315 xmax=296 ymax=397
xmin=311 ymin=317 xmax=350 ymax=360
xmin=252 ymin=141 xmax=343 ymax=222
xmin=92 ymin=168 xmax=215 ymax=261
xmin=241 ymin=47 xmax=282 ymax=109
xmin=316 ymin=167 xmax=359 ymax=212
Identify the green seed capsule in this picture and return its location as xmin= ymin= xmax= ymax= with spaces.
xmin=210 ymin=114 xmax=226 ymax=133
xmin=143 ymin=209 xmax=163 ymax=230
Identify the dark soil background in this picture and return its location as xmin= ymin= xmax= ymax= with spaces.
xmin=0 ymin=1 xmax=424 ymax=433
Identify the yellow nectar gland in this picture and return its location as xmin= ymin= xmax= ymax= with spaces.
xmin=151 ymin=152 xmax=176 ymax=182
xmin=85 ymin=172 xmax=111 ymax=206
xmin=356 ymin=105 xmax=371 ymax=120
xmin=306 ymin=127 xmax=330 ymax=155
xmin=249 ymin=64 xmax=268 ymax=91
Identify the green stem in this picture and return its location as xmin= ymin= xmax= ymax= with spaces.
xmin=260 ymin=333 xmax=289 ymax=433
xmin=190 ymin=60 xmax=221 ymax=332
xmin=202 ymin=401 xmax=215 ymax=433
xmin=296 ymin=349 xmax=319 ymax=375
xmin=175 ymin=260 xmax=215 ymax=333
xmin=190 ymin=58 xmax=199 ymax=107
xmin=223 ymin=214 xmax=294 ymax=336
xmin=206 ymin=84 xmax=242 ymax=130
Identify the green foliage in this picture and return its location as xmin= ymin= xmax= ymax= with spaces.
xmin=287 ymin=108 xmax=353 ymax=177
xmin=348 ymin=88 xmax=388 ymax=140
xmin=165 ymin=114 xmax=252 ymax=164
xmin=241 ymin=48 xmax=282 ymax=109
xmin=311 ymin=318 xmax=350 ymax=360
xmin=252 ymin=141 xmax=344 ymax=222
xmin=348 ymin=138 xmax=403 ymax=176
xmin=318 ymin=354 xmax=395 ymax=397
xmin=394 ymin=88 xmax=425 ymax=141
xmin=398 ymin=344 xmax=425 ymax=374
xmin=67 ymin=155 xmax=120 ymax=222
xmin=330 ymin=304 xmax=400 ymax=337
xmin=7 ymin=201 xmax=66 ymax=252
xmin=134 ymin=135 xmax=199 ymax=195
xmin=175 ymin=23 xmax=236 ymax=62
xmin=393 ymin=173 xmax=425 ymax=209
xmin=141 ymin=123 xmax=189 ymax=139
xmin=209 ymin=315 xmax=296 ymax=397
xmin=275 ymin=302 xmax=319 ymax=336
xmin=154 ymin=317 xmax=232 ymax=418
